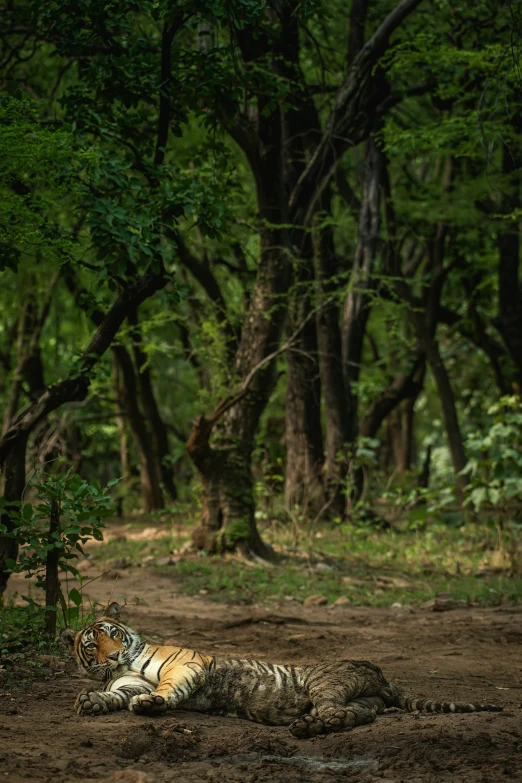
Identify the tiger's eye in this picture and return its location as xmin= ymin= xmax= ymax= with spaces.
xmin=110 ymin=628 xmax=119 ymax=638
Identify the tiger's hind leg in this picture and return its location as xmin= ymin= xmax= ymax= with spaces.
xmin=289 ymin=696 xmax=385 ymax=739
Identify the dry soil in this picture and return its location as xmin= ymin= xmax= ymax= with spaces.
xmin=1 ymin=565 xmax=522 ymax=783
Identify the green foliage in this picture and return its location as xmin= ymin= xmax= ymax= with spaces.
xmin=1 ymin=0 xmax=522 ymax=585
xmin=0 ymin=600 xmax=96 ymax=684
xmin=0 ymin=471 xmax=117 ymax=622
xmin=0 ymin=97 xmax=96 ymax=271
xmin=463 ymin=396 xmax=522 ymax=512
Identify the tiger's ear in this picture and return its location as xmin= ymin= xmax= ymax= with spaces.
xmin=60 ymin=627 xmax=78 ymax=651
xmin=105 ymin=601 xmax=122 ymax=619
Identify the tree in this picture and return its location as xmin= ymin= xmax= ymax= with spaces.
xmin=1 ymin=0 xmax=521 ymax=579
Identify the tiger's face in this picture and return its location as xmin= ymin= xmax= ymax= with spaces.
xmin=61 ymin=604 xmax=139 ymax=681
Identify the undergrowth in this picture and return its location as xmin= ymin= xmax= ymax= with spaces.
xmin=91 ymin=517 xmax=522 ymax=607
xmin=0 ymin=601 xmax=95 ymax=686
xmin=160 ymin=558 xmax=522 ymax=607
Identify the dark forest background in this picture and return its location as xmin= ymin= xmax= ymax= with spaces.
xmin=1 ymin=0 xmax=522 ymax=607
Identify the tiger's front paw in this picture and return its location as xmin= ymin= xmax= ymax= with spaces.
xmin=75 ymin=691 xmax=109 ymax=716
xmin=130 ymin=692 xmax=167 ymax=715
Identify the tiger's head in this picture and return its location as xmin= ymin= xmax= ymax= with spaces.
xmin=61 ymin=602 xmax=141 ymax=681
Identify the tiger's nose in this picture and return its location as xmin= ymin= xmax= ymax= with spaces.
xmin=108 ymin=651 xmax=120 ymax=661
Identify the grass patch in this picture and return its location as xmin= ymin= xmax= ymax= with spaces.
xmin=159 ymin=558 xmax=522 ymax=606
xmin=87 ymin=523 xmax=189 ymax=565
xmin=80 ymin=517 xmax=522 ymax=607
xmin=154 ymin=522 xmax=522 ymax=607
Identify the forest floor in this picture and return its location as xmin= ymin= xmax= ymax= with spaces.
xmin=2 ymin=532 xmax=522 ymax=783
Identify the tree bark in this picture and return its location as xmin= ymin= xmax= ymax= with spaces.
xmin=388 ymin=396 xmax=417 ymax=474
xmin=381 ymin=150 xmax=468 ymax=502
xmin=2 ymin=275 xmax=58 ymax=434
xmin=284 ymin=286 xmax=324 ymax=512
xmin=112 ymin=356 xmax=131 ymax=496
xmin=495 ymin=140 xmax=522 ymax=385
xmin=112 ymin=344 xmax=164 ymax=512
xmin=341 ymin=137 xmax=385 ymax=431
xmin=44 ymin=497 xmax=61 ymax=637
xmin=188 ymin=6 xmax=304 ymax=556
xmin=0 ymin=431 xmax=29 ymax=594
xmin=189 ymin=427 xmax=270 ymax=558
xmin=312 ymin=203 xmax=352 ymax=513
xmin=360 ymin=354 xmax=426 ymax=438
xmin=129 ymin=311 xmax=177 ymax=502
xmin=313 ymin=139 xmax=384 ymax=511
xmin=288 ymin=0 xmax=425 ymax=223
xmin=189 ymin=226 xmax=289 ymax=557
xmin=422 ymin=331 xmax=468 ymax=504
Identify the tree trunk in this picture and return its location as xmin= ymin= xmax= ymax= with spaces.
xmin=129 ymin=311 xmax=177 ymax=502
xmin=44 ymin=497 xmax=61 ymax=637
xmin=422 ymin=332 xmax=468 ymax=504
xmin=312 ymin=200 xmax=352 ymax=513
xmin=360 ymin=354 xmax=425 ymax=438
xmin=190 ymin=434 xmax=271 ymax=558
xmin=190 ymin=227 xmax=289 ymax=557
xmin=2 ymin=283 xmax=54 ymax=434
xmin=188 ymin=0 xmax=422 ymax=550
xmin=0 ymin=432 xmax=29 ymax=595
xmin=388 ymin=396 xmax=417 ymax=474
xmin=112 ymin=344 xmax=164 ymax=512
xmin=340 ymin=138 xmax=385 ymax=506
xmin=341 ymin=138 xmax=383 ymax=406
xmin=496 ymin=141 xmax=522 ymax=385
xmin=284 ymin=291 xmax=324 ymax=511
xmin=113 ymin=356 xmax=131 ymax=496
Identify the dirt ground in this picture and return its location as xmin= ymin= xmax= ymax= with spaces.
xmin=2 ymin=565 xmax=522 ymax=783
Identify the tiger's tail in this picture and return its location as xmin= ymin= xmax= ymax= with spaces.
xmin=387 ymin=685 xmax=502 ymax=714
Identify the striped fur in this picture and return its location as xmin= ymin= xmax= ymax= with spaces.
xmin=61 ymin=604 xmax=502 ymax=738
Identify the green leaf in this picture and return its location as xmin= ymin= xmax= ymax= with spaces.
xmin=68 ymin=588 xmax=82 ymax=607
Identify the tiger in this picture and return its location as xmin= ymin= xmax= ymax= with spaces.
xmin=61 ymin=602 xmax=502 ymax=739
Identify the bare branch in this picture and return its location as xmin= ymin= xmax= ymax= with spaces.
xmin=288 ymin=0 xmax=425 ymax=224
xmin=0 ymin=266 xmax=168 ymax=467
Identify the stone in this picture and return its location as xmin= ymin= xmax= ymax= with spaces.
xmin=303 ymin=594 xmax=328 ymax=607
xmin=391 ymin=602 xmax=415 ymax=614
xmin=420 ymin=594 xmax=467 ymax=612
xmin=332 ymin=596 xmax=350 ymax=607
xmin=315 ymin=562 xmax=333 ymax=572
xmin=155 ymin=556 xmax=178 ymax=567
xmin=375 ymin=575 xmax=412 ymax=589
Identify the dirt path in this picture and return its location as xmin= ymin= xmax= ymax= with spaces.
xmin=2 ymin=566 xmax=522 ymax=782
